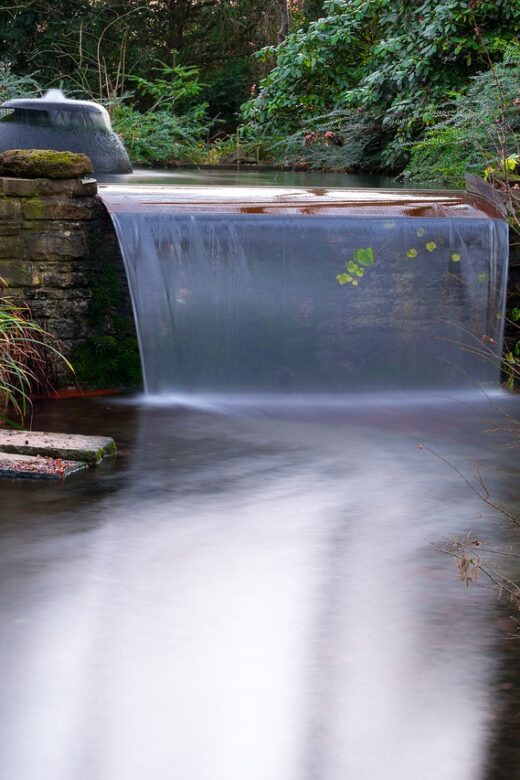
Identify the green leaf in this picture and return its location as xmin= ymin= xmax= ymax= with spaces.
xmin=354 ymin=247 xmax=375 ymax=266
xmin=425 ymin=241 xmax=437 ymax=252
xmin=451 ymin=253 xmax=461 ymax=262
xmin=407 ymin=248 xmax=418 ymax=258
xmin=336 ymin=273 xmax=351 ymax=285
xmin=477 ymin=272 xmax=488 ymax=283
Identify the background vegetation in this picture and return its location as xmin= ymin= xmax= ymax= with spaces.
xmin=0 ymin=1 xmax=519 ymax=178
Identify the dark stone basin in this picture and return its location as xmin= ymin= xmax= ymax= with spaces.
xmin=0 ymin=93 xmax=132 ymax=174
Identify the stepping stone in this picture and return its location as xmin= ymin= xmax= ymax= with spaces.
xmin=0 ymin=451 xmax=88 ymax=480
xmin=0 ymin=430 xmax=116 ymax=466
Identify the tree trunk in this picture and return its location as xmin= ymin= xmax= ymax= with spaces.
xmin=277 ymin=0 xmax=289 ymax=43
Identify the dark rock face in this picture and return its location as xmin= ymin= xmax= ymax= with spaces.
xmin=0 ymin=149 xmax=93 ymax=179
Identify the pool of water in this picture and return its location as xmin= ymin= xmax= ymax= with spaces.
xmin=97 ymin=167 xmax=422 ymax=189
xmin=0 ymin=391 xmax=519 ymax=780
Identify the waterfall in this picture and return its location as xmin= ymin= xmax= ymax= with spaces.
xmin=100 ymin=186 xmax=509 ymax=395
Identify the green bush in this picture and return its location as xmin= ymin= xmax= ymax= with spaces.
xmin=405 ymin=46 xmax=520 ymax=185
xmin=112 ymin=61 xmax=211 ymax=166
xmin=241 ymin=0 xmax=520 ymax=172
xmin=113 ymin=105 xmax=210 ymax=166
xmin=0 ymin=63 xmax=40 ymax=102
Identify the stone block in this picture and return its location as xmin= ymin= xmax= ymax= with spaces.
xmin=0 ymin=235 xmax=25 ymax=258
xmin=72 ymin=179 xmax=98 ymax=197
xmin=0 ymin=150 xmax=93 ymax=179
xmin=41 ymin=269 xmax=88 ymax=288
xmin=0 ymin=429 xmax=116 ymax=465
xmin=23 ymin=219 xmax=84 ymax=233
xmin=22 ymin=197 xmax=95 ymax=221
xmin=44 ymin=317 xmax=89 ymax=339
xmin=0 ymin=451 xmax=88 ymax=480
xmin=24 ymin=231 xmax=86 ymax=259
xmin=0 ymin=197 xmax=21 ymax=220
xmin=2 ymin=177 xmax=97 ymax=198
xmin=0 ymin=222 xmax=22 ymax=236
xmin=0 ymin=260 xmax=40 ymax=287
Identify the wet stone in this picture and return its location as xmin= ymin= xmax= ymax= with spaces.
xmin=0 ymin=451 xmax=88 ymax=480
xmin=0 ymin=430 xmax=116 ymax=466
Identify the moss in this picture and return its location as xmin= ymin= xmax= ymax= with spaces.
xmin=73 ymin=211 xmax=142 ymax=390
xmin=0 ymin=149 xmax=93 ymax=179
xmin=72 ymin=334 xmax=141 ymax=389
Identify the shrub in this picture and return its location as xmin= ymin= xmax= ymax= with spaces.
xmin=405 ymin=46 xmax=520 ymax=186
xmin=0 ymin=294 xmax=72 ymax=424
xmin=112 ymin=105 xmax=210 ymax=166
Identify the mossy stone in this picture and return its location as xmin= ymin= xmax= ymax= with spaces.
xmin=0 ymin=149 xmax=93 ymax=179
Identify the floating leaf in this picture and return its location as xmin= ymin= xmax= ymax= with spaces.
xmin=416 ymin=228 xmax=425 ymax=237
xmin=451 ymin=253 xmax=461 ymax=262
xmin=425 ymin=241 xmax=437 ymax=252
xmin=336 ymin=273 xmax=351 ymax=285
xmin=477 ymin=272 xmax=488 ymax=283
xmin=355 ymin=268 xmax=364 ymax=277
xmin=351 ymin=279 xmax=359 ymax=286
xmin=354 ymin=247 xmax=375 ymax=266
xmin=406 ymin=248 xmax=418 ymax=258
xmin=347 ymin=260 xmax=358 ymax=273
xmin=510 ymin=307 xmax=520 ymax=321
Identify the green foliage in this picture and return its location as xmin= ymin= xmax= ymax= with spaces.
xmin=129 ymin=63 xmax=205 ymax=112
xmin=73 ymin=334 xmax=141 ymax=389
xmin=111 ymin=62 xmax=210 ymax=166
xmin=406 ymin=45 xmax=520 ymax=185
xmin=0 ymin=62 xmax=40 ymax=102
xmin=113 ymin=105 xmax=209 ymax=166
xmin=0 ymin=294 xmax=72 ymax=423
xmin=242 ymin=0 xmax=520 ymax=172
xmin=336 ymin=247 xmax=375 ymax=286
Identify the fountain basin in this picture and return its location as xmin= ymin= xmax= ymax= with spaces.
xmin=0 ymin=91 xmax=132 ymax=174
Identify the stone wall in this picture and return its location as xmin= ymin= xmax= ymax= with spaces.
xmin=0 ymin=175 xmax=140 ymax=390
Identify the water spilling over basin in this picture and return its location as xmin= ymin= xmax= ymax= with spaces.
xmin=100 ymin=185 xmax=508 ymax=394
xmin=0 ymin=89 xmax=132 ymax=174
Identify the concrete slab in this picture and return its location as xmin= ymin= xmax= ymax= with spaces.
xmin=0 ymin=430 xmax=116 ymax=466
xmin=0 ymin=451 xmax=88 ymax=480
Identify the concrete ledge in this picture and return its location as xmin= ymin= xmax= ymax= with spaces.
xmin=0 ymin=430 xmax=116 ymax=466
xmin=0 ymin=451 xmax=88 ymax=480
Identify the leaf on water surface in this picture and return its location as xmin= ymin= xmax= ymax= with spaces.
xmin=407 ymin=248 xmax=418 ymax=258
xmin=425 ymin=241 xmax=437 ymax=252
xmin=478 ymin=272 xmax=488 ymax=283
xmin=451 ymin=253 xmax=461 ymax=262
xmin=416 ymin=228 xmax=425 ymax=237
xmin=353 ymin=247 xmax=375 ymax=266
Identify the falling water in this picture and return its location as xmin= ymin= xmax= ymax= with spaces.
xmin=100 ymin=186 xmax=509 ymax=396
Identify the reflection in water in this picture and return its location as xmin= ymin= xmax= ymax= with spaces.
xmin=0 ymin=395 xmax=517 ymax=779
